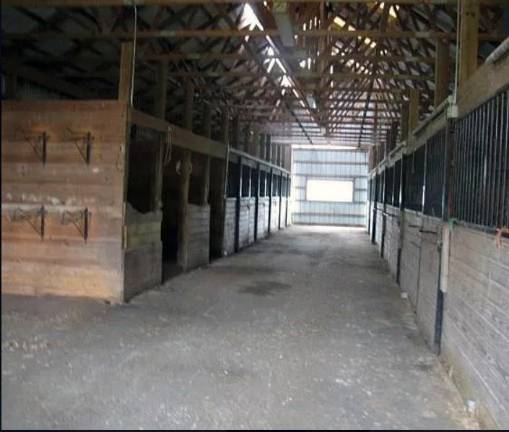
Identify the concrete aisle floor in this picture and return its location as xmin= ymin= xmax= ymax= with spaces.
xmin=2 ymin=226 xmax=476 ymax=430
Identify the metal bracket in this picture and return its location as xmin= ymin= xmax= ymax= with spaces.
xmin=16 ymin=129 xmax=47 ymax=164
xmin=61 ymin=208 xmax=89 ymax=241
xmin=63 ymin=128 xmax=93 ymax=164
xmin=10 ymin=206 xmax=45 ymax=238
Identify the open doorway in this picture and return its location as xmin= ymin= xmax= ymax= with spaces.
xmin=124 ymin=125 xmax=163 ymax=298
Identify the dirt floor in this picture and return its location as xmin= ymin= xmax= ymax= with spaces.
xmin=1 ymin=226 xmax=477 ymax=429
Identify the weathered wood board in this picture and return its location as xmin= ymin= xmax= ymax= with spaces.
xmin=2 ymin=100 xmax=128 ymax=301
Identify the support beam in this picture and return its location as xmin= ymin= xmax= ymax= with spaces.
xmin=258 ymin=134 xmax=266 ymax=159
xmin=6 ymin=28 xmax=504 ymax=42
xmin=268 ymin=167 xmax=273 ymax=235
xmin=210 ymin=108 xmax=229 ymax=258
xmin=400 ymin=102 xmax=410 ymax=141
xmin=153 ymin=61 xmax=168 ymax=118
xmin=266 ymin=135 xmax=272 ymax=163
xmin=408 ymin=89 xmax=420 ymax=133
xmin=278 ymin=173 xmax=282 ymax=230
xmin=118 ymin=41 xmax=134 ymax=104
xmin=183 ymin=78 xmax=194 ymax=131
xmin=3 ymin=0 xmax=506 ymax=7
xmin=4 ymin=73 xmax=18 ymax=99
xmin=177 ymin=151 xmax=192 ymax=270
xmin=254 ymin=163 xmax=260 ymax=241
xmin=434 ymin=39 xmax=450 ymax=106
xmin=232 ymin=114 xmax=241 ymax=150
xmin=152 ymin=62 xmax=167 ymax=211
xmin=177 ymin=79 xmax=194 ymax=270
xmin=199 ymin=103 xmax=212 ymax=206
xmin=234 ymin=158 xmax=243 ymax=253
xmin=458 ymin=0 xmax=480 ymax=86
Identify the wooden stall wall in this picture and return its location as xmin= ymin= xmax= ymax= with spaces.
xmin=369 ymin=56 xmax=509 ymax=428
xmin=258 ymin=197 xmax=269 ymax=238
xmin=238 ymin=197 xmax=252 ymax=249
xmin=442 ymin=226 xmax=509 ymax=427
xmin=270 ymin=197 xmax=280 ymax=232
xmin=384 ymin=206 xmax=401 ymax=278
xmin=1 ymin=100 xmax=127 ymax=302
xmin=223 ymin=198 xmax=236 ymax=256
xmin=187 ymin=204 xmax=210 ymax=269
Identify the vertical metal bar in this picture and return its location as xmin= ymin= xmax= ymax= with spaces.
xmin=422 ymin=142 xmax=428 ymax=214
xmin=453 ymin=119 xmax=460 ymax=219
xmin=465 ymin=111 xmax=473 ymax=223
xmin=487 ymin=96 xmax=496 ymax=227
xmin=502 ymin=90 xmax=509 ymax=227
xmin=495 ymin=92 xmax=504 ymax=227
xmin=466 ymin=111 xmax=478 ymax=222
xmin=461 ymin=115 xmax=468 ymax=221
xmin=480 ymin=102 xmax=487 ymax=226
xmin=475 ymin=105 xmax=483 ymax=225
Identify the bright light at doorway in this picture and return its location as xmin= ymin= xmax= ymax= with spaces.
xmin=306 ymin=179 xmax=354 ymax=202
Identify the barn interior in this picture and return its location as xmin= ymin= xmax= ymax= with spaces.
xmin=1 ymin=0 xmax=509 ymax=429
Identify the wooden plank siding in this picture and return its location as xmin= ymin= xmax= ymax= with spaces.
xmin=1 ymin=100 xmax=128 ymax=301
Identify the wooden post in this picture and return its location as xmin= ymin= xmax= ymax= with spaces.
xmin=153 ymin=61 xmax=168 ymax=118
xmin=210 ymin=109 xmax=229 ymax=258
xmin=278 ymin=172 xmax=282 ymax=230
xmin=254 ymin=163 xmax=260 ymax=241
xmin=266 ymin=134 xmax=272 ymax=162
xmin=199 ymin=103 xmax=212 ymax=205
xmin=234 ymin=157 xmax=243 ymax=252
xmin=184 ymin=79 xmax=194 ymax=131
xmin=177 ymin=151 xmax=192 ymax=270
xmin=285 ymin=173 xmax=290 ymax=227
xmin=152 ymin=63 xmax=167 ymax=211
xmin=5 ymin=73 xmax=17 ymax=99
xmin=434 ymin=39 xmax=450 ymax=107
xmin=268 ymin=168 xmax=273 ymax=235
xmin=243 ymin=124 xmax=250 ymax=153
xmin=232 ymin=114 xmax=241 ymax=150
xmin=177 ymin=79 xmax=194 ymax=270
xmin=408 ymin=88 xmax=420 ymax=133
xmin=259 ymin=133 xmax=266 ymax=159
xmin=459 ymin=0 xmax=479 ymax=87
xmin=400 ymin=102 xmax=409 ymax=141
xmin=118 ymin=41 xmax=135 ymax=103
